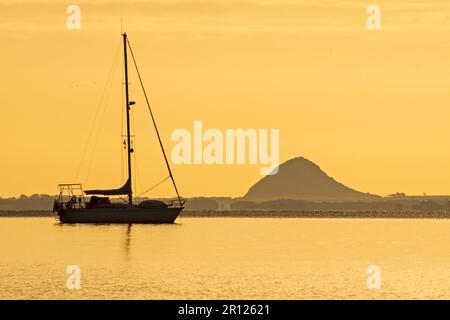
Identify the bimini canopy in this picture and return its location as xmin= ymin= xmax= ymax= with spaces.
xmin=85 ymin=178 xmax=131 ymax=196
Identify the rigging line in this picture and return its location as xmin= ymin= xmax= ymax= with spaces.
xmin=133 ymin=149 xmax=138 ymax=201
xmin=131 ymin=119 xmax=144 ymax=197
xmin=128 ymin=85 xmax=140 ymax=200
xmin=136 ymin=176 xmax=170 ymax=198
xmin=132 ymin=119 xmax=139 ymax=200
xmin=85 ymin=45 xmax=120 ymax=185
xmin=74 ymin=40 xmax=121 ymax=182
xmin=126 ymin=37 xmax=183 ymax=206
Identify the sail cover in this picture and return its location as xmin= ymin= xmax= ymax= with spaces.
xmin=85 ymin=178 xmax=131 ymax=196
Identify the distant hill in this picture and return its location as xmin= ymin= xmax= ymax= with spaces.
xmin=244 ymin=157 xmax=381 ymax=202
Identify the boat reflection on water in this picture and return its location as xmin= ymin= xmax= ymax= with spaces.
xmin=124 ymin=224 xmax=132 ymax=258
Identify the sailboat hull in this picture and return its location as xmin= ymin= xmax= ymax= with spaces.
xmin=58 ymin=206 xmax=183 ymax=224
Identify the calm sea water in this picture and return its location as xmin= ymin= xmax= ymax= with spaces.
xmin=1 ymin=216 xmax=450 ymax=299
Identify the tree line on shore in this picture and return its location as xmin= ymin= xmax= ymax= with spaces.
xmin=1 ymin=194 xmax=450 ymax=212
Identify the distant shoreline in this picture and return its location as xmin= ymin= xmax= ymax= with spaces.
xmin=1 ymin=210 xmax=450 ymax=219
xmin=0 ymin=210 xmax=54 ymax=217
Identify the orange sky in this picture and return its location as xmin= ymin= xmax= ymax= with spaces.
xmin=1 ymin=0 xmax=450 ymax=198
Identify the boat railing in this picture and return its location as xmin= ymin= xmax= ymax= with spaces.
xmin=166 ymin=198 xmax=186 ymax=207
xmin=56 ymin=184 xmax=87 ymax=210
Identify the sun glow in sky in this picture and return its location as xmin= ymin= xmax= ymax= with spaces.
xmin=1 ymin=0 xmax=450 ymax=198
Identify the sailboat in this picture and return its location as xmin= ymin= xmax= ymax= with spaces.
xmin=54 ymin=33 xmax=184 ymax=223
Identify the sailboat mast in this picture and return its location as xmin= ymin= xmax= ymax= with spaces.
xmin=123 ymin=32 xmax=133 ymax=204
